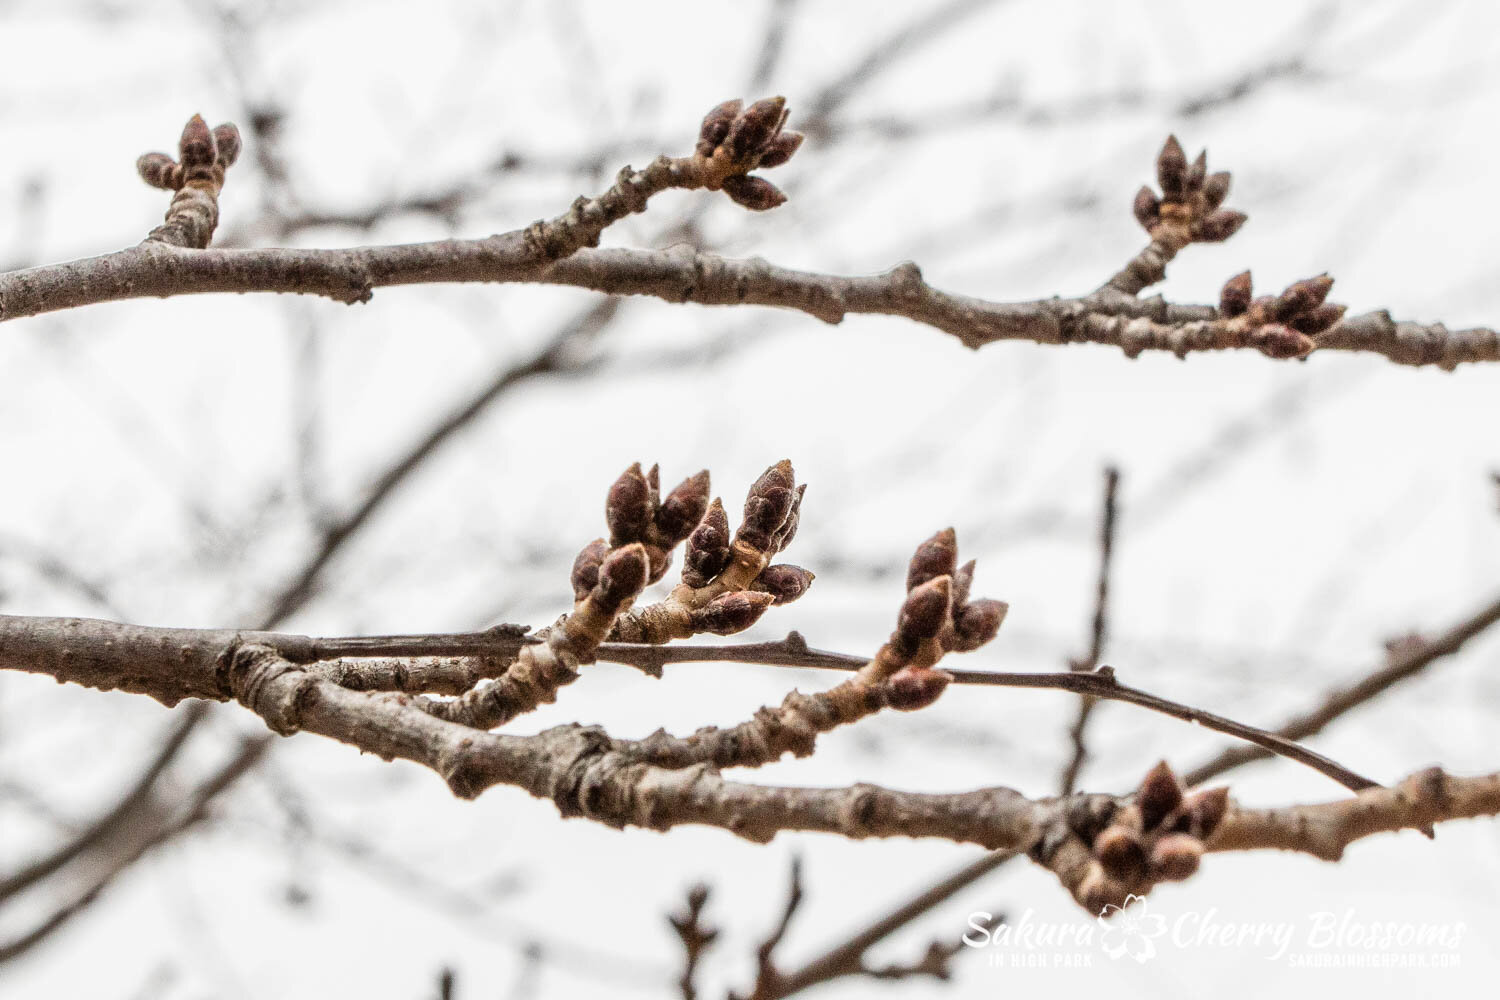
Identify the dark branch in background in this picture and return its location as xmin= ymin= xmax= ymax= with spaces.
xmin=2 ymin=102 xmax=1497 ymax=367
xmin=1059 ymin=466 xmax=1120 ymax=795
xmin=667 ymin=883 xmax=718 ymax=1000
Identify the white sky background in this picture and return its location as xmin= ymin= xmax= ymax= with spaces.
xmin=1 ymin=0 xmax=1499 ymax=996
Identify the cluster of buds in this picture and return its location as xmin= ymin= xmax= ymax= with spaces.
xmin=1217 ymin=270 xmax=1346 ymax=359
xmin=1067 ymin=762 xmax=1229 ymax=912
xmin=1132 ymin=136 xmax=1245 ymax=245
xmin=694 ymin=97 xmax=804 ymax=210
xmin=859 ymin=528 xmax=1009 ymax=711
xmin=584 ymin=461 xmax=813 ymax=644
xmin=137 ymin=114 xmax=241 ymax=248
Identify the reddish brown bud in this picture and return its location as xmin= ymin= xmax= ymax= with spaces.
xmin=950 ymin=559 xmax=976 ymax=608
xmin=721 ymin=175 xmax=787 ymax=211
xmin=570 ymin=538 xmax=609 ymax=602
xmin=1219 ymin=270 xmax=1253 ymax=317
xmin=1249 ymin=323 xmax=1314 ymax=360
xmin=906 ymin=527 xmax=958 ymax=592
xmin=697 ymin=99 xmax=742 ymax=158
xmin=898 ymin=576 xmax=952 ymax=644
xmin=657 ymin=470 xmax=711 ymax=545
xmin=1185 ymin=786 xmax=1230 ymax=840
xmin=1185 ymin=150 xmax=1208 ymax=192
xmin=772 ymin=483 xmax=807 ymax=553
xmin=952 ymin=599 xmax=1008 ymax=651
xmin=683 ymin=498 xmax=731 ymax=587
xmin=739 ymin=461 xmax=797 ymax=551
xmin=726 ymin=96 xmax=787 ymax=163
xmin=595 ymin=543 xmax=649 ymax=608
xmin=1131 ymin=186 xmax=1160 ymax=231
xmin=1149 ymin=833 xmax=1204 ymax=882
xmin=212 ymin=123 xmax=242 ymax=168
xmin=752 ymin=564 xmax=815 ymax=605
xmin=1201 ymin=171 xmax=1231 ymax=211
xmin=1094 ymin=826 xmax=1147 ymax=881
xmin=756 ymin=129 xmax=804 ymax=168
xmin=885 ymin=666 xmax=952 ymax=711
xmin=1273 ymin=274 xmax=1334 ymax=319
xmin=1287 ymin=302 xmax=1346 ymax=335
xmin=136 ymin=152 xmax=180 ymax=190
xmin=1136 ymin=761 xmax=1183 ymax=830
xmin=690 ymin=590 xmax=775 ymax=635
xmin=1156 ymin=135 xmax=1187 ymax=200
xmin=606 ymin=463 xmax=653 ymax=546
xmin=1197 ymin=209 xmax=1247 ymax=243
xmin=178 ymin=114 xmax=215 ymax=169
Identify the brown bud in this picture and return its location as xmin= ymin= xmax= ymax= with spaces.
xmin=136 ymin=152 xmax=180 ymax=190
xmin=643 ymin=545 xmax=673 ymax=586
xmin=906 ymin=527 xmax=958 ymax=592
xmin=950 ymin=559 xmax=976 ymax=608
xmin=1196 ymin=209 xmax=1247 ymax=243
xmin=756 ymin=129 xmax=804 ymax=169
xmin=1185 ymin=786 xmax=1230 ymax=840
xmin=1156 ymin=135 xmax=1187 ymax=200
xmin=683 ymin=498 xmax=731 ymax=587
xmin=1249 ymin=323 xmax=1314 ymax=360
xmin=606 ymin=463 xmax=653 ymax=546
xmin=1076 ymin=868 xmax=1118 ymax=917
xmin=1131 ymin=186 xmax=1160 ymax=231
xmin=1273 ymin=274 xmax=1334 ymax=319
xmin=178 ymin=114 xmax=216 ymax=170
xmin=1149 ymin=833 xmax=1204 ymax=882
xmin=1093 ymin=826 xmax=1147 ymax=882
xmin=726 ymin=96 xmax=787 ymax=163
xmin=952 ymin=599 xmax=1008 ymax=651
xmin=657 ymin=470 xmax=711 ymax=545
xmin=1136 ymin=761 xmax=1183 ymax=830
xmin=1218 ymin=270 xmax=1253 ymax=317
xmin=1201 ymin=171 xmax=1231 ymax=211
xmin=752 ymin=564 xmax=815 ymax=605
xmin=1185 ymin=150 xmax=1207 ymax=192
xmin=697 ymin=99 xmax=742 ymax=158
xmin=739 ymin=461 xmax=797 ymax=551
xmin=772 ymin=483 xmax=806 ymax=552
xmin=595 ymin=543 xmax=649 ymax=608
xmin=721 ymin=174 xmax=787 ymax=211
xmin=212 ymin=123 xmax=242 ymax=168
xmin=570 ymin=538 xmax=609 ymax=602
xmin=884 ymin=666 xmax=952 ymax=711
xmin=1287 ymin=302 xmax=1346 ymax=335
xmin=689 ymin=590 xmax=775 ymax=635
xmin=897 ymin=576 xmax=952 ymax=645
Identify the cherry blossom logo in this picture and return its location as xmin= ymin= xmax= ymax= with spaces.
xmin=1097 ymin=895 xmax=1168 ymax=963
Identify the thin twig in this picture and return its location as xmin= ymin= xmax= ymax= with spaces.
xmin=1059 ymin=466 xmax=1121 ymax=794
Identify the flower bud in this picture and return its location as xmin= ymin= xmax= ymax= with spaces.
xmin=885 ymin=666 xmax=952 ymax=711
xmin=136 ymin=152 xmax=180 ymax=190
xmin=689 ymin=590 xmax=775 ymax=635
xmin=1196 ymin=209 xmax=1247 ymax=243
xmin=657 ymin=470 xmax=711 ymax=546
xmin=1185 ymin=150 xmax=1207 ymax=192
xmin=1218 ymin=270 xmax=1253 ymax=317
xmin=906 ymin=528 xmax=957 ymax=592
xmin=570 ymin=538 xmax=609 ymax=602
xmin=1132 ymin=186 xmax=1160 ymax=231
xmin=952 ymin=599 xmax=1008 ymax=651
xmin=752 ymin=564 xmax=815 ymax=605
xmin=1272 ymin=274 xmax=1334 ymax=320
xmin=1287 ymin=303 xmax=1346 ymax=335
xmin=897 ymin=576 xmax=951 ymax=645
xmin=1248 ymin=323 xmax=1313 ymax=360
xmin=755 ymin=130 xmax=804 ymax=168
xmin=1094 ymin=826 xmax=1147 ymax=882
xmin=683 ymin=498 xmax=731 ymax=587
xmin=726 ymin=96 xmax=787 ymax=162
xmin=212 ymin=123 xmax=242 ymax=168
xmin=738 ymin=461 xmax=797 ymax=551
xmin=606 ymin=463 xmax=653 ymax=546
xmin=772 ymin=483 xmax=806 ymax=553
xmin=594 ymin=543 xmax=649 ymax=609
xmin=178 ymin=113 xmax=216 ymax=169
xmin=950 ymin=559 xmax=976 ymax=608
xmin=1136 ymin=761 xmax=1183 ymax=830
xmin=1149 ymin=833 xmax=1204 ymax=882
xmin=721 ymin=175 xmax=787 ymax=211
xmin=1156 ymin=135 xmax=1187 ymax=200
xmin=1184 ymin=786 xmax=1230 ymax=840
xmin=1201 ymin=171 xmax=1231 ymax=211
xmin=697 ymin=99 xmax=742 ymax=158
